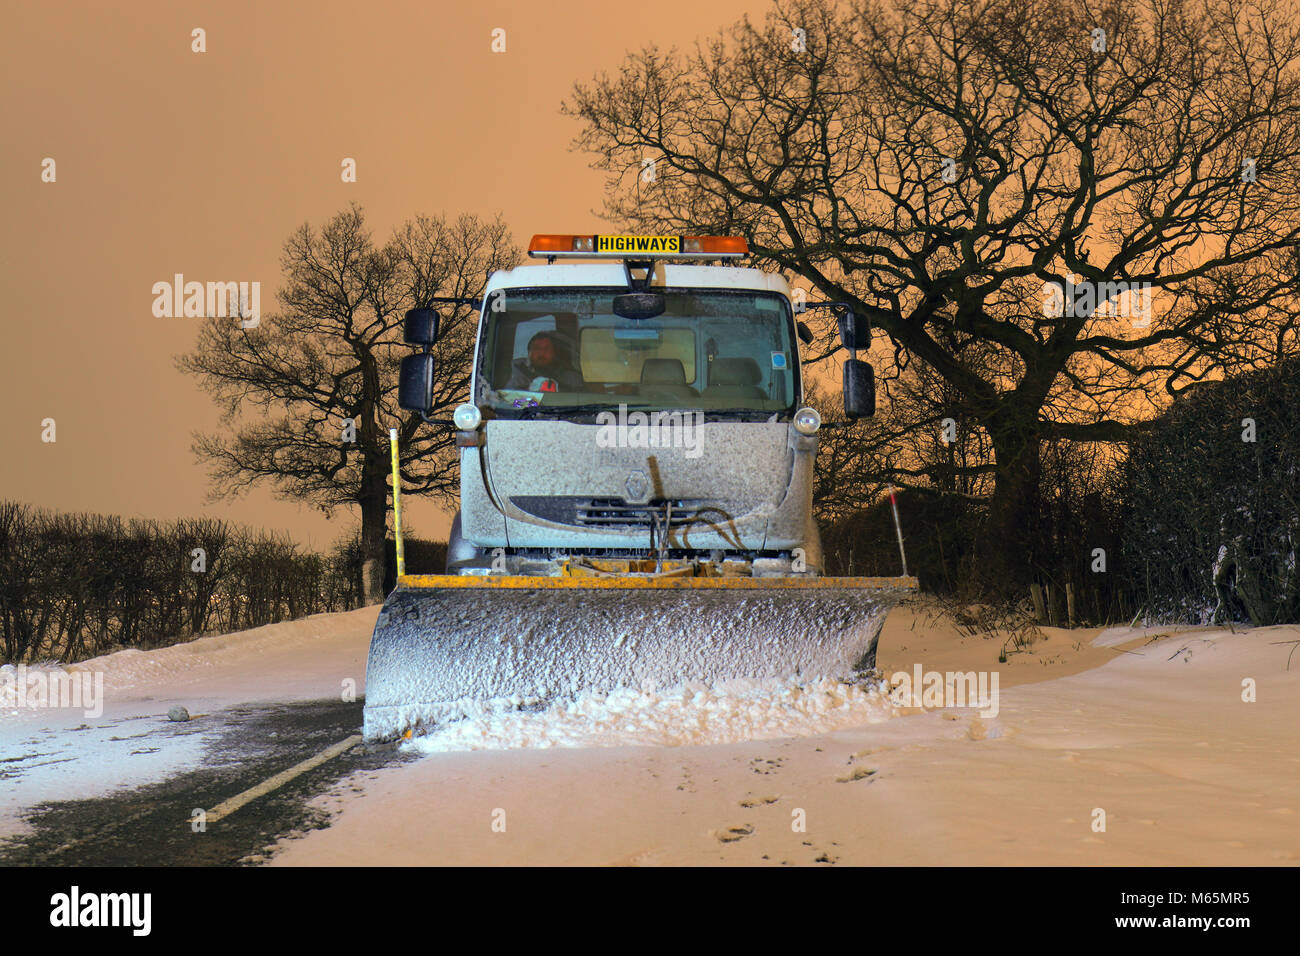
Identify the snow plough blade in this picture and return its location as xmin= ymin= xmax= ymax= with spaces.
xmin=362 ymin=573 xmax=917 ymax=742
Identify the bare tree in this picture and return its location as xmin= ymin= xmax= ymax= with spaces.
xmin=178 ymin=206 xmax=518 ymax=603
xmin=567 ymin=0 xmax=1300 ymax=587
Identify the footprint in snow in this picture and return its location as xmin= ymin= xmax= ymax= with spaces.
xmin=836 ymin=766 xmax=878 ymax=783
xmin=968 ymin=718 xmax=1005 ymax=740
xmin=712 ymin=824 xmax=754 ymax=843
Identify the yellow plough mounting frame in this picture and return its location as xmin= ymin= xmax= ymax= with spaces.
xmin=395 ymin=573 xmax=916 ymax=591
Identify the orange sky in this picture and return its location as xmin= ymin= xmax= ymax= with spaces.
xmin=0 ymin=0 xmax=766 ymax=547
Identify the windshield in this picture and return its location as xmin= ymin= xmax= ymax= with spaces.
xmin=477 ymin=288 xmax=800 ymax=418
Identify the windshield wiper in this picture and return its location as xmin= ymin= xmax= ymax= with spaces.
xmin=505 ymin=403 xmax=787 ymax=420
xmin=701 ymin=408 xmax=789 ymax=419
xmin=512 ymin=402 xmax=637 ymax=419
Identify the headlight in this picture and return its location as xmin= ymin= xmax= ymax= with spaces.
xmin=793 ymin=407 xmax=821 ymax=436
xmin=453 ymin=403 xmax=482 ymax=430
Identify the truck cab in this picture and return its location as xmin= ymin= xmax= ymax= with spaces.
xmin=398 ymin=234 xmax=876 ymax=578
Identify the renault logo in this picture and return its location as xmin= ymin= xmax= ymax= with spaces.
xmin=624 ymin=470 xmax=650 ymax=503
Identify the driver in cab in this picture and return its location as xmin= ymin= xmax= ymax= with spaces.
xmin=507 ymin=330 xmax=584 ymax=392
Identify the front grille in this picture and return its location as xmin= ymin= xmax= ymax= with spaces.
xmin=510 ymin=495 xmax=720 ymax=529
xmin=575 ymin=498 xmax=702 ymax=529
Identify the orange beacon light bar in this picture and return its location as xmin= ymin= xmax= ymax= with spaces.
xmin=527 ymin=234 xmax=749 ymax=259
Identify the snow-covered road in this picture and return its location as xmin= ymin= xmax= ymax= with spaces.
xmin=3 ymin=603 xmax=1297 ymax=865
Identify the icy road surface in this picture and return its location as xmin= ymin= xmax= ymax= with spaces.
xmin=0 ymin=608 xmax=375 ymax=841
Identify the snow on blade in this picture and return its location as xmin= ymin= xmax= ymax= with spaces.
xmin=363 ymin=584 xmax=909 ymax=741
xmin=404 ymin=676 xmax=898 ymax=752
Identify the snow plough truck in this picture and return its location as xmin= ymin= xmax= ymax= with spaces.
xmin=363 ymin=233 xmax=917 ymax=741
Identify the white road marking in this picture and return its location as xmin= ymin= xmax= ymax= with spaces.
xmin=206 ymin=734 xmax=362 ymax=823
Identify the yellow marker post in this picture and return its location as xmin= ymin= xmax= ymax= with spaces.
xmin=389 ymin=427 xmax=405 ymax=578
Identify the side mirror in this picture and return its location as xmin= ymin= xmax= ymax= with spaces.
xmin=843 ymin=359 xmax=875 ymax=419
xmin=399 ymin=353 xmax=437 ymax=412
xmin=837 ymin=310 xmax=871 ymax=350
xmin=613 ymin=292 xmax=666 ymax=320
xmin=796 ymin=321 xmax=814 ymax=345
xmin=404 ymin=308 xmax=440 ymax=346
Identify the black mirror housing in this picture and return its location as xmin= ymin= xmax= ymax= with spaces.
xmin=613 ymin=292 xmax=666 ymax=320
xmin=404 ymin=308 xmax=440 ymax=346
xmin=796 ymin=321 xmax=814 ymax=345
xmin=398 ymin=353 xmax=437 ymax=412
xmin=837 ymin=310 xmax=872 ymax=351
xmin=843 ymin=359 xmax=875 ymax=418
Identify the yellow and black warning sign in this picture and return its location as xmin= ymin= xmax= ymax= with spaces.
xmin=595 ymin=235 xmax=681 ymax=254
